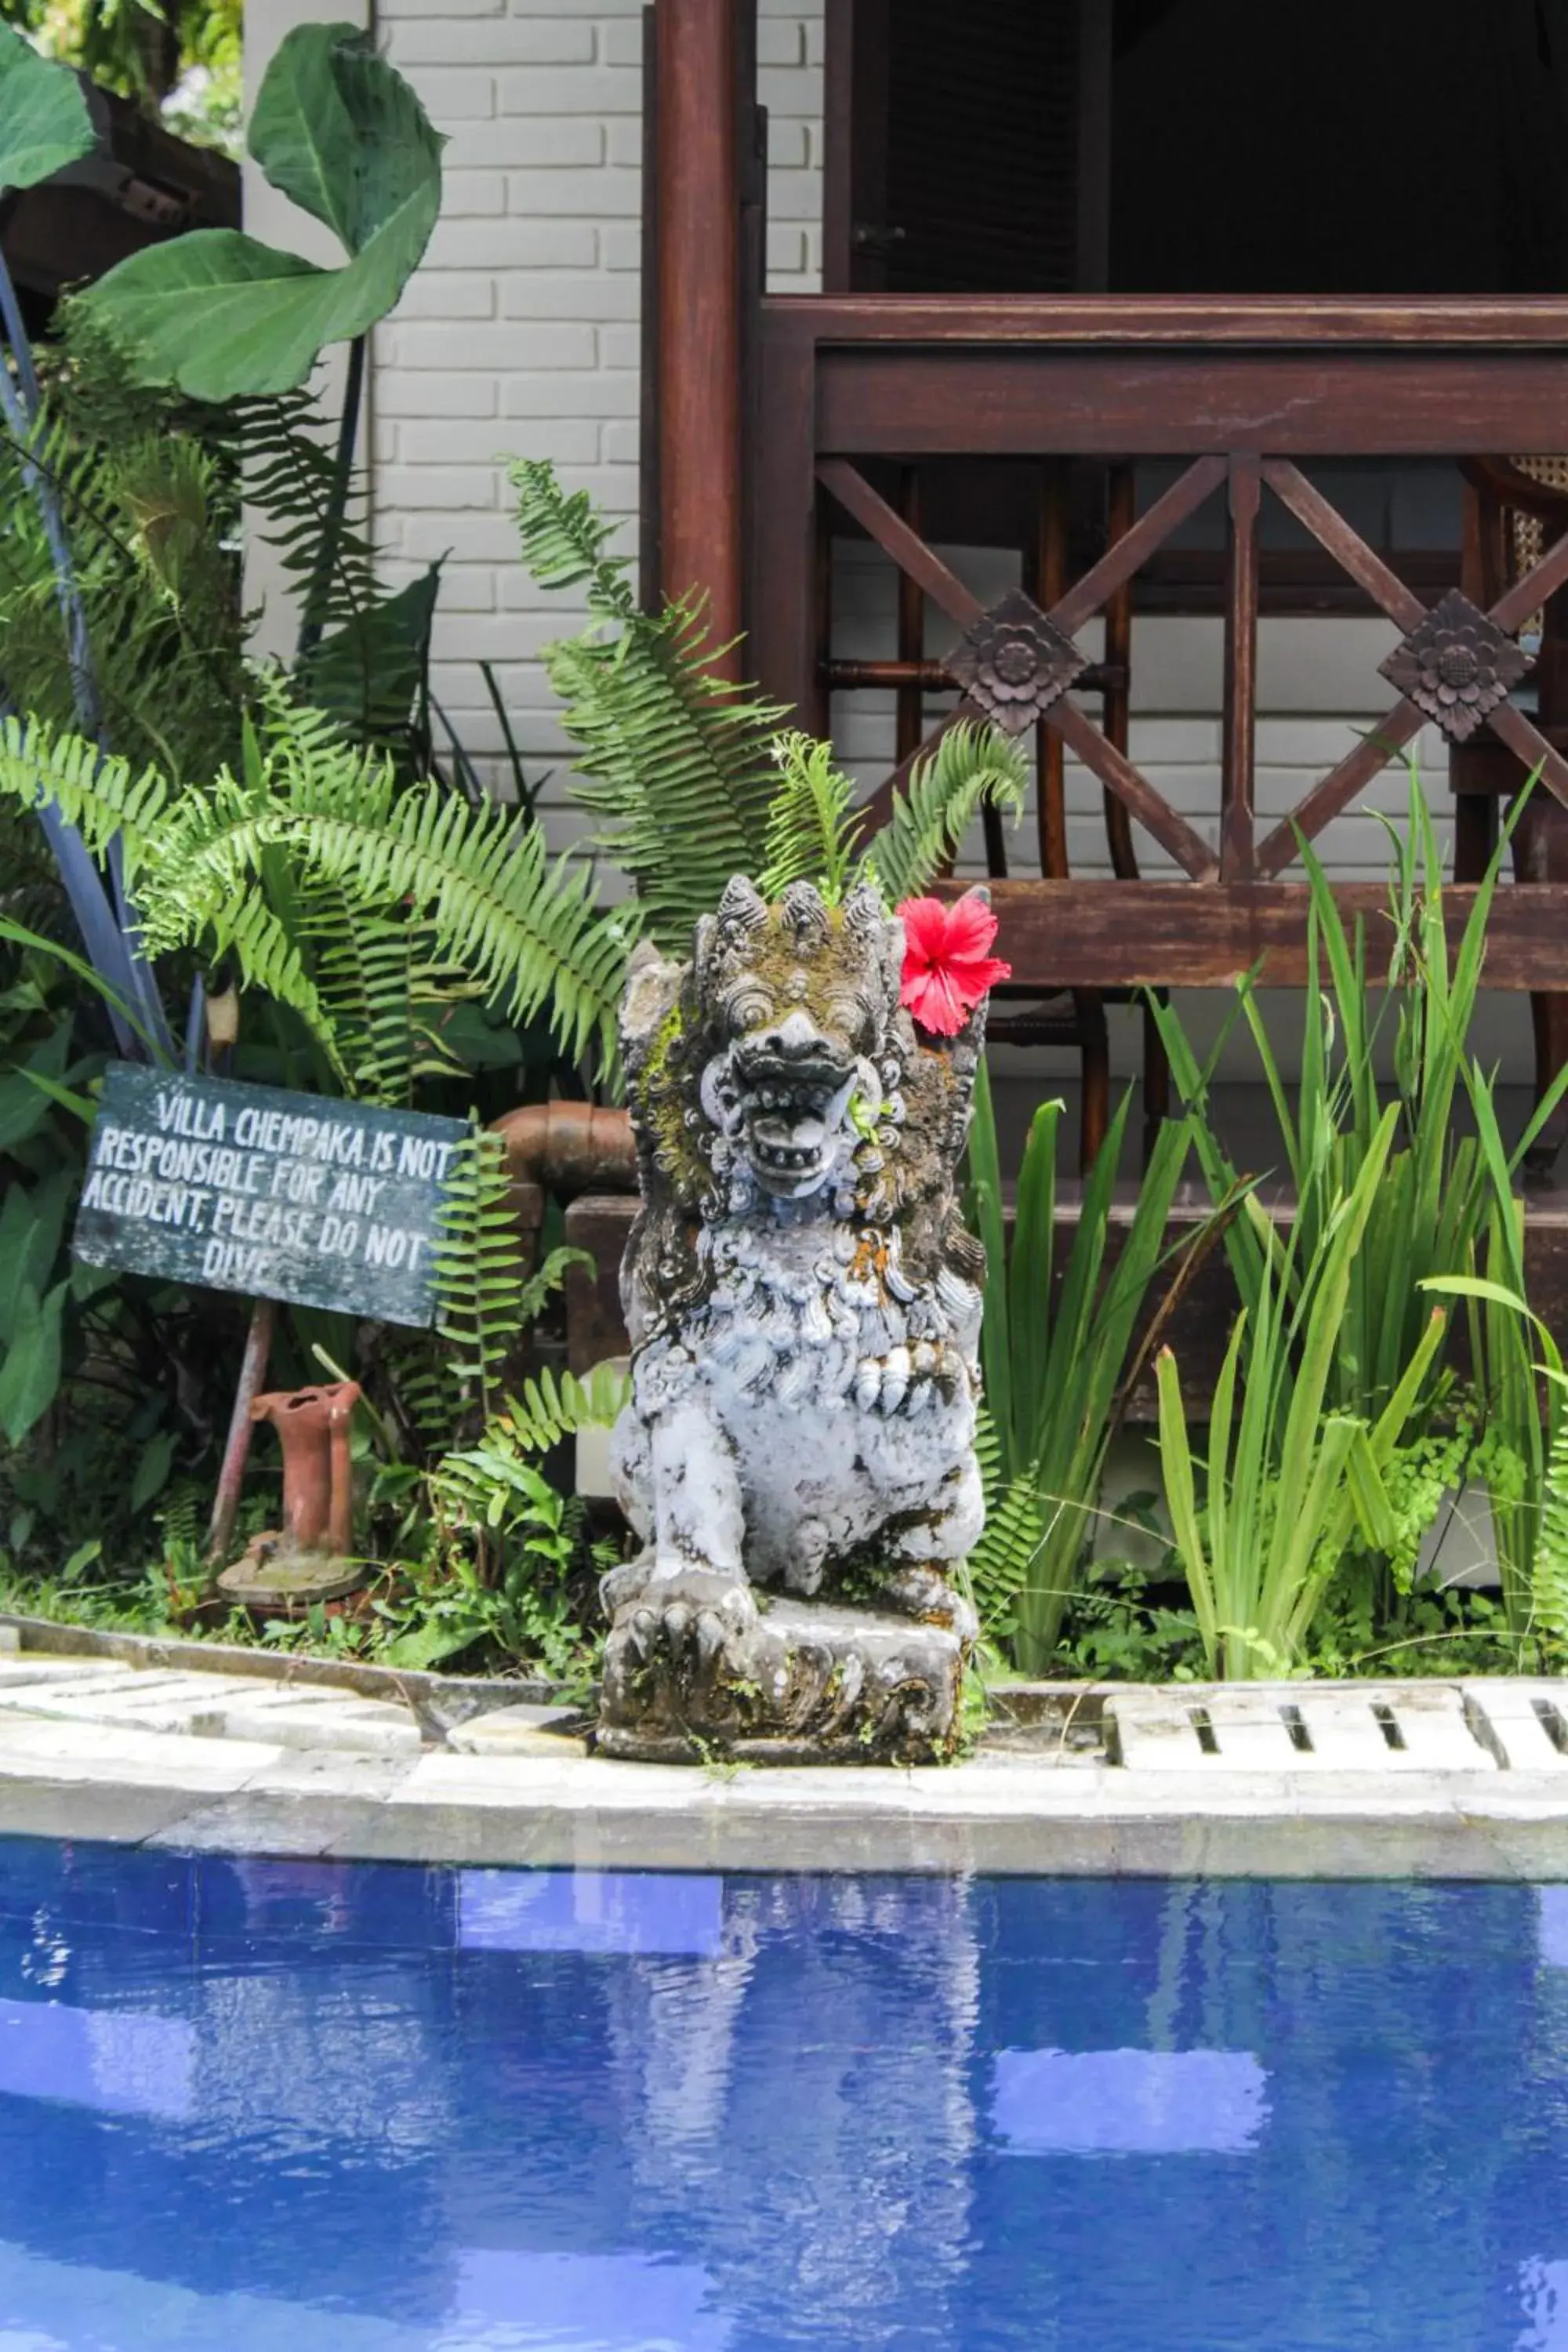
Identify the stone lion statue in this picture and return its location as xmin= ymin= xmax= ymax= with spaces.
xmin=597 ymin=874 xmax=992 ymax=1762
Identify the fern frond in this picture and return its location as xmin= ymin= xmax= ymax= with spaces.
xmin=291 ymin=773 xmax=632 ymax=1077
xmin=510 ymin=456 xmax=634 ymax=615
xmin=512 ymin=460 xmax=789 ymax=953
xmin=243 ymin=690 xmax=630 ymax=1076
xmin=861 ymin=720 xmax=1028 ymax=905
xmin=488 ymin=1361 xmax=630 ymax=1455
xmin=430 ymin=1363 xmax=626 ymax=1531
xmin=758 ymin=730 xmax=864 ymax=904
xmin=964 ymin=1406 xmax=1050 ymax=1640
xmin=0 ymin=714 xmax=171 ymax=885
xmin=430 ymin=1134 xmax=593 ymax=1432
xmin=296 ymin=881 xmax=474 ymax=1109
xmin=546 ymin=595 xmax=789 ymax=951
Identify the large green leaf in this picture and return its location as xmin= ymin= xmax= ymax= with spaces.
xmin=250 ymin=24 xmax=443 ymax=259
xmin=0 ymin=29 xmax=94 ymax=197
xmin=299 ymin=564 xmax=441 ymax=747
xmin=0 ymin=1281 xmax=66 ymax=1446
xmin=0 ymin=1171 xmax=74 ymax=1347
xmin=77 ymin=24 xmax=443 ymax=398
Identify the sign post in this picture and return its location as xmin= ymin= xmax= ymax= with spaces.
xmin=72 ymin=1065 xmax=472 ymax=1562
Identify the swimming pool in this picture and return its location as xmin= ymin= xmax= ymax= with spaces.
xmin=0 ymin=1838 xmax=1563 ymax=2350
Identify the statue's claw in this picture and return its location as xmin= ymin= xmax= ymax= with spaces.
xmin=695 ymin=1610 xmax=728 ymax=1667
xmin=662 ymin=1600 xmax=692 ymax=1654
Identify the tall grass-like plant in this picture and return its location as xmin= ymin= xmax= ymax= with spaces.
xmin=1149 ymin=774 xmax=1507 ymax=1428
xmin=1156 ymin=1106 xmax=1448 ymax=1678
xmin=964 ymin=1066 xmax=1214 ymax=1671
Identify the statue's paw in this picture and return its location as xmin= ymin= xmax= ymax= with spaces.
xmin=613 ymin=1567 xmax=760 ymax=1683
xmin=881 ymin=1564 xmax=978 ymax=1644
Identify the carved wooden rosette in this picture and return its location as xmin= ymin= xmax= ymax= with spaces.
xmin=1378 ymin=587 xmax=1532 ymax=743
xmin=946 ymin=586 xmax=1090 ymax=735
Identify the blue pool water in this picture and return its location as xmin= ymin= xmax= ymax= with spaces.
xmin=2 ymin=1844 xmax=1568 ymax=2350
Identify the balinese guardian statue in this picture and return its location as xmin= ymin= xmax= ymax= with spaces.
xmin=597 ymin=875 xmax=1004 ymax=1763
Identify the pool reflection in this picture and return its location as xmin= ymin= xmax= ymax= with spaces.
xmin=0 ymin=1846 xmax=1563 ymax=2349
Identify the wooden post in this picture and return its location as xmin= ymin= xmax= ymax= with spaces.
xmin=655 ymin=0 xmax=745 ymax=668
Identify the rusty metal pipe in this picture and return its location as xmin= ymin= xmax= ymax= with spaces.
xmin=491 ymin=1102 xmax=637 ymax=1205
xmin=249 ymin=1381 xmax=361 ymax=1557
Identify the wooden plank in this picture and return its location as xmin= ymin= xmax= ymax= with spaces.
xmin=1221 ymin=455 xmax=1261 ymax=880
xmin=765 ymin=293 xmax=1568 ymax=345
xmin=1052 ymin=454 xmax=1228 ymax=636
xmin=896 ymin=465 xmax=927 ymax=765
xmin=1100 ymin=462 xmax=1138 ymax=880
xmin=1260 ymin=458 xmax=1426 ymax=630
xmin=1254 ymin=700 xmax=1425 ymax=879
xmin=933 ymin=877 xmax=1568 ymax=989
xmin=815 ymin=350 xmax=1568 ymax=460
xmin=1044 ymin=699 xmax=1219 ymax=882
xmin=73 ymin=1066 xmax=466 ymax=1329
xmin=1033 ymin=462 xmax=1070 ymax=879
xmin=816 ymin=457 xmax=982 ymax=628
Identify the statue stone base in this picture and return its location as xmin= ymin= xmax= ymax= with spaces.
xmin=594 ymin=1593 xmax=967 ymax=1766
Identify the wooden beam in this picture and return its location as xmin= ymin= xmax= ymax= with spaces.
xmin=814 ymin=350 xmax=1568 ymax=461
xmin=764 ymin=294 xmax=1568 ymax=345
xmin=1044 ymin=700 xmax=1219 ymax=882
xmin=1254 ymin=701 xmax=1425 ymax=878
xmin=1052 ymin=456 xmax=1227 ymax=636
xmin=1221 ymin=455 xmax=1261 ymax=880
xmin=936 ymin=878 xmax=1568 ymax=990
xmin=816 ymin=458 xmax=982 ymax=628
xmin=1260 ymin=459 xmax=1426 ymax=631
xmin=655 ymin=0 xmax=743 ymax=662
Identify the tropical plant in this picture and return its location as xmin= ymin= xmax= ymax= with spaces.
xmin=2 ymin=0 xmax=242 ymax=135
xmin=76 ymin=20 xmax=443 ymax=403
xmin=1156 ymin=1106 xmax=1449 ymax=1679
xmin=0 ymin=694 xmax=634 ymax=1085
xmin=961 ymin=1064 xmax=1220 ymax=1671
xmin=514 ymin=463 xmax=1030 ymax=949
xmin=1147 ymin=774 xmax=1526 ymax=1432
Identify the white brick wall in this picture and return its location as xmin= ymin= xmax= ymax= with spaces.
xmin=372 ymin=0 xmax=825 ymax=871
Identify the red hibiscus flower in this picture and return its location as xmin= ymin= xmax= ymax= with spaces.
xmin=897 ymin=893 xmax=1011 ymax=1037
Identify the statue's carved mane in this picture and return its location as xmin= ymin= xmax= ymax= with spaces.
xmin=619 ymin=877 xmax=984 ymax=1339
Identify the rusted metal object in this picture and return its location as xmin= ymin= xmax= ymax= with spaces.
xmin=217 ymin=1379 xmax=365 ymax=1613
xmin=247 ymin=1381 xmax=361 ymax=1555
xmin=491 ymin=1102 xmax=637 ymax=1250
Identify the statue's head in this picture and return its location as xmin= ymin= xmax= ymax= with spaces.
xmin=691 ymin=876 xmax=898 ymax=1204
xmin=619 ymin=874 xmax=988 ymax=1236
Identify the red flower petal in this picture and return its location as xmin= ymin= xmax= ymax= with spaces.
xmin=901 ymin=962 xmax=970 ymax=1036
xmin=895 ymin=891 xmax=1011 ymax=1036
xmin=940 ymin=892 xmax=1003 ymax=960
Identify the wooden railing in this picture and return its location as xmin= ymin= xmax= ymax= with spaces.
xmin=749 ymin=295 xmax=1568 ymax=990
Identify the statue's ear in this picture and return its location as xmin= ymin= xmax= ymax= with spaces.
xmin=841 ymin=881 xmax=884 ymax=936
xmin=621 ymin=941 xmax=685 ymax=1060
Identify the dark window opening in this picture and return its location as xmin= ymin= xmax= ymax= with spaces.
xmin=833 ymin=0 xmax=1568 ymax=296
